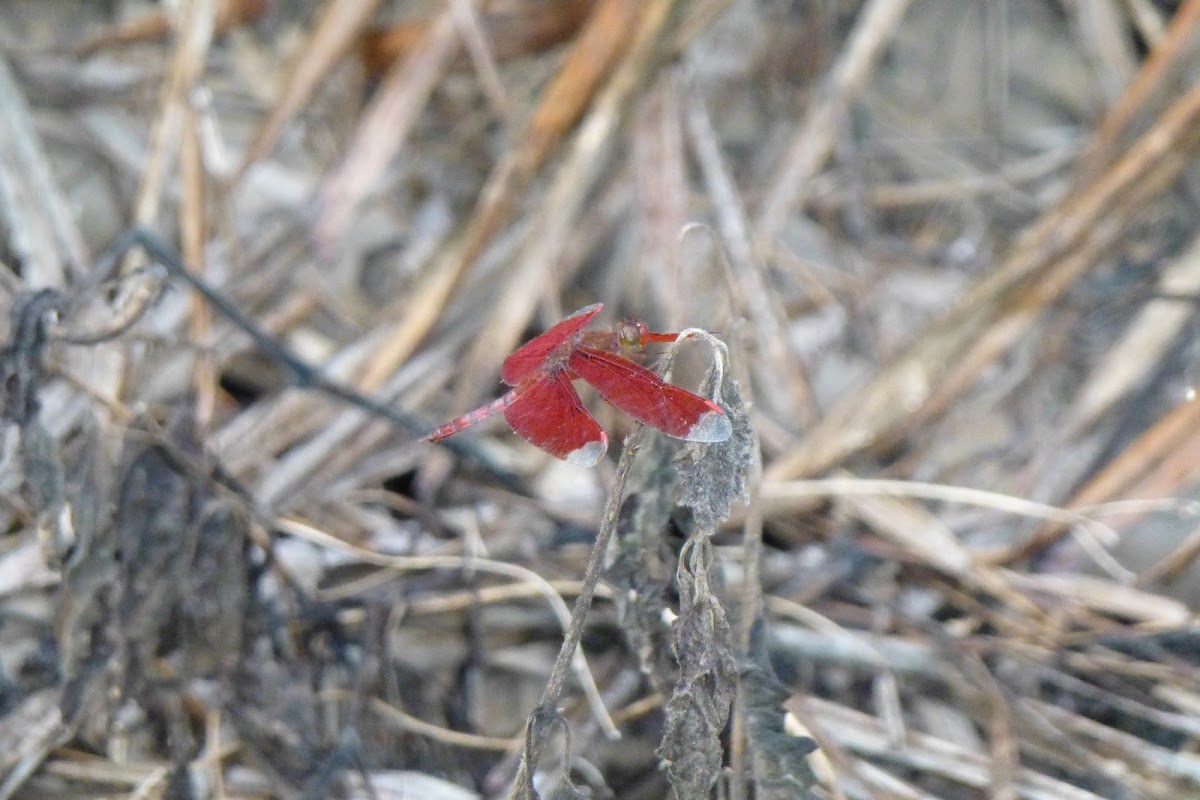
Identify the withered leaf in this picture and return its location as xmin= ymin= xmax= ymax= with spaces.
xmin=741 ymin=619 xmax=820 ymax=799
xmin=674 ymin=346 xmax=753 ymax=532
xmin=0 ymin=289 xmax=60 ymax=426
xmin=609 ymin=438 xmax=680 ymax=692
xmin=657 ymin=538 xmax=736 ymax=799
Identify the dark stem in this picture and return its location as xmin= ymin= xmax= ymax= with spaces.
xmin=85 ymin=227 xmax=524 ymax=491
xmin=509 ymin=428 xmax=643 ymax=798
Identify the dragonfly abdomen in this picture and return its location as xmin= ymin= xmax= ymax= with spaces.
xmin=422 ymin=389 xmax=519 ymax=442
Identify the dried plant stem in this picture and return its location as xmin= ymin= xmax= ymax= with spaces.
xmin=274 ymin=516 xmax=617 ymax=739
xmin=1073 ymin=0 xmax=1200 ymax=180
xmin=314 ymin=7 xmax=460 ymax=249
xmin=508 ymin=430 xmax=643 ymax=798
xmin=451 ymin=0 xmax=685 ymax=411
xmin=322 ymin=692 xmax=519 ymax=752
xmin=995 ymin=393 xmax=1200 ymax=565
xmin=235 ymin=0 xmax=384 ymax=178
xmin=685 ymin=86 xmax=816 ymax=427
xmin=180 ymin=104 xmax=215 ymax=428
xmin=754 ymin=0 xmax=915 ymax=247
xmin=0 ymin=55 xmax=87 ymax=285
xmin=766 ymin=78 xmax=1200 ymax=482
xmin=357 ymin=0 xmax=645 ymax=395
xmin=449 ymin=0 xmax=508 ymax=117
xmin=130 ymin=0 xmax=217 ymax=233
xmin=728 ymin=499 xmax=764 ymax=800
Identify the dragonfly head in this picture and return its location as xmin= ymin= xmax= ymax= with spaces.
xmin=617 ymin=320 xmax=650 ymax=352
xmin=617 ymin=319 xmax=682 ymax=353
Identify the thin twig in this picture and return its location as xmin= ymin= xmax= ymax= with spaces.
xmin=275 ymin=516 xmax=618 ymax=739
xmin=754 ymin=0 xmax=916 ymax=248
xmin=508 ymin=428 xmax=644 ymax=797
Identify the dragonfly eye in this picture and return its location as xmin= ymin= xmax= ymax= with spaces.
xmin=617 ymin=321 xmax=647 ymax=351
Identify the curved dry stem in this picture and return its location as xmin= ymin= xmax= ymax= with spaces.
xmin=507 ymin=426 xmax=645 ymax=798
xmin=323 ymin=691 xmax=521 ymax=753
xmin=762 ymin=476 xmax=1132 ymax=581
xmin=275 ymin=516 xmax=618 ymax=739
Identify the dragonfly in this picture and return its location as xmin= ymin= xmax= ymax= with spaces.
xmin=423 ymin=304 xmax=732 ymax=466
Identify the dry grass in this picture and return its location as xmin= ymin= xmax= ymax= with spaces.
xmin=3 ymin=0 xmax=1200 ymax=798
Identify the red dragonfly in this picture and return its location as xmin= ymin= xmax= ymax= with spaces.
xmin=423 ymin=304 xmax=731 ymax=466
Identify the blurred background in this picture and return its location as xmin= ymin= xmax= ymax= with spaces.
xmin=2 ymin=1 xmax=1200 ymax=798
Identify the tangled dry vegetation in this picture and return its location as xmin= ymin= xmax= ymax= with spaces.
xmin=3 ymin=0 xmax=1200 ymax=798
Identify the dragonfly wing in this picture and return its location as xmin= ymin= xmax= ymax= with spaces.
xmin=569 ymin=348 xmax=731 ymax=442
xmin=501 ymin=303 xmax=603 ymax=386
xmin=504 ymin=371 xmax=607 ymax=466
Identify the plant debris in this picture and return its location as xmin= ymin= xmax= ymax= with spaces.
xmin=3 ymin=1 xmax=1200 ymax=798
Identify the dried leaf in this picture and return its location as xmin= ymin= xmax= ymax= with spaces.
xmin=609 ymin=440 xmax=680 ymax=692
xmin=656 ymin=538 xmax=736 ymax=799
xmin=609 ymin=334 xmax=750 ymax=700
xmin=180 ymin=500 xmax=250 ymax=676
xmin=19 ymin=418 xmax=71 ymax=566
xmin=113 ymin=419 xmax=202 ymax=687
xmin=741 ymin=621 xmax=820 ymax=799
xmin=0 ymin=289 xmax=61 ymax=426
xmin=17 ymin=418 xmax=61 ymax=513
xmin=674 ymin=339 xmax=753 ymax=531
xmin=58 ymin=419 xmax=121 ymax=729
xmin=61 ymin=413 xmax=107 ymax=576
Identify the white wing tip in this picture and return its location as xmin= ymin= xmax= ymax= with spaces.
xmin=566 ymin=437 xmax=608 ymax=467
xmin=686 ymin=410 xmax=732 ymax=443
xmin=569 ymin=302 xmax=602 ymax=318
